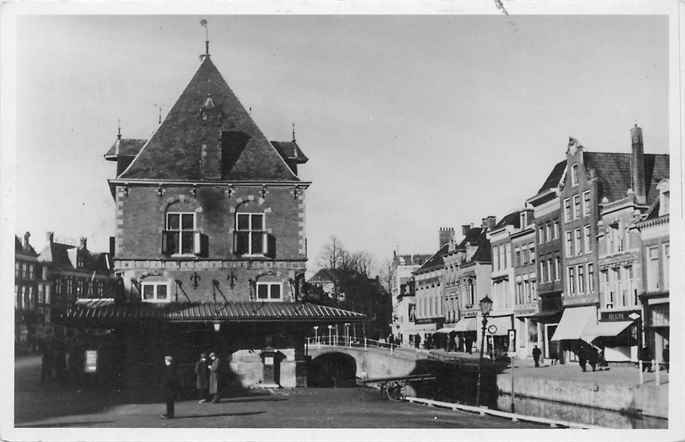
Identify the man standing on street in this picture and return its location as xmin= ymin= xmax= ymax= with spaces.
xmin=663 ymin=345 xmax=669 ymax=373
xmin=161 ymin=355 xmax=179 ymax=419
xmin=577 ymin=346 xmax=587 ymax=372
xmin=532 ymin=345 xmax=542 ymax=368
xmin=195 ymin=352 xmax=210 ymax=403
xmin=209 ymin=352 xmax=221 ymax=403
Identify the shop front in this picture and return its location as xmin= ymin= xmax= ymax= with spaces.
xmin=550 ymin=305 xmax=597 ymax=364
xmin=642 ymin=293 xmax=669 ymax=365
xmin=452 ymin=316 xmax=477 ymax=354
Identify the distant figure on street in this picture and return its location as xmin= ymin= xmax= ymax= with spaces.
xmin=161 ymin=355 xmax=179 ymax=419
xmin=415 ymin=335 xmax=421 ymax=349
xmin=194 ymin=352 xmax=210 ymax=403
xmin=532 ymin=345 xmax=542 ymax=368
xmin=663 ymin=345 xmax=669 ymax=373
xmin=577 ymin=346 xmax=587 ymax=372
xmin=639 ymin=346 xmax=651 ymax=372
xmin=209 ymin=352 xmax=221 ymax=403
xmin=588 ymin=347 xmax=598 ymax=372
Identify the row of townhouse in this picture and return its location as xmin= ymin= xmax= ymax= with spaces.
xmin=14 ymin=232 xmax=114 ymax=354
xmin=399 ymin=124 xmax=669 ymax=364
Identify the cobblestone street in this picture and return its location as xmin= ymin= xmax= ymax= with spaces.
xmin=15 ymin=356 xmax=547 ymax=428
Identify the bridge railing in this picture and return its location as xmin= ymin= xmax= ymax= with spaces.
xmin=305 ymin=336 xmax=429 ymax=356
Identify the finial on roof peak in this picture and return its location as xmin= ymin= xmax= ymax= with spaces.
xmin=200 ymin=19 xmax=210 ymax=58
xmin=292 ymin=123 xmax=296 ymax=142
xmin=117 ymin=119 xmax=121 ymax=140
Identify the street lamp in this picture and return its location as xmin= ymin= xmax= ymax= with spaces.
xmin=475 ymin=295 xmax=493 ymax=407
xmin=313 ymin=325 xmax=319 ymax=345
xmin=327 ymin=324 xmax=333 ymax=345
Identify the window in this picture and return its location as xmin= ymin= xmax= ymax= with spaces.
xmin=538 ymin=227 xmax=545 ymax=244
xmin=555 ymin=257 xmax=561 ymax=281
xmin=236 ymin=212 xmax=266 ymax=255
xmin=563 ymin=199 xmax=571 ymax=223
xmin=571 ymin=164 xmax=579 ymax=186
xmin=577 ymin=265 xmax=585 ymax=294
xmin=575 ymin=229 xmax=582 ymax=256
xmin=588 ymin=264 xmax=594 ymax=293
xmin=75 ymin=279 xmax=83 ymax=297
xmin=529 ymin=243 xmax=535 ymax=263
xmin=493 ymin=246 xmax=499 ymax=270
xmin=663 ymin=244 xmax=670 ymax=289
xmin=582 ymin=191 xmax=591 ymax=216
xmin=583 ymin=225 xmax=592 ymax=254
xmin=257 ymin=282 xmax=282 ymax=301
xmin=38 ymin=285 xmax=45 ymax=305
xmin=166 ymin=212 xmax=196 ymax=255
xmin=142 ymin=282 xmax=170 ymax=302
xmin=568 ymin=267 xmax=576 ymax=295
xmin=515 ymin=248 xmax=521 ymax=266
xmin=541 ymin=262 xmax=547 ymax=283
xmin=545 ymin=224 xmax=552 ymax=244
xmin=573 ymin=194 xmax=581 ymax=220
xmin=521 ymin=212 xmax=528 ymax=227
xmin=516 ymin=281 xmax=523 ymax=304
xmin=21 ymin=263 xmax=27 ymax=280
xmin=15 ymin=262 xmax=20 ymax=280
xmin=468 ymin=280 xmax=475 ymax=306
xmin=565 ymin=232 xmax=573 ymax=257
xmin=504 ymin=244 xmax=509 ymax=268
xmin=553 ymin=222 xmax=559 ymax=239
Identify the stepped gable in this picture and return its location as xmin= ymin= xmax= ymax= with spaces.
xmin=120 ymin=56 xmax=298 ymax=181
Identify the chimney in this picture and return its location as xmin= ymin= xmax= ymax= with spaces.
xmin=481 ymin=216 xmax=496 ymax=231
xmin=79 ymin=237 xmax=87 ymax=250
xmin=23 ymin=231 xmax=30 ymax=249
xmin=46 ymin=231 xmax=54 ymax=246
xmin=439 ymin=227 xmax=455 ymax=248
xmin=631 ymin=124 xmax=646 ymax=205
xmin=109 ymin=236 xmax=116 ymax=258
xmin=461 ymin=224 xmax=471 ymax=236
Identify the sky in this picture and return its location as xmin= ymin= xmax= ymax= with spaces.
xmin=15 ymin=15 xmax=668 ymax=272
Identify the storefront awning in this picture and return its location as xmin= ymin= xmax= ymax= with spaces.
xmin=486 ymin=315 xmax=513 ymax=336
xmin=550 ymin=306 xmax=596 ymax=341
xmin=436 ymin=325 xmax=456 ymax=333
xmin=453 ymin=317 xmax=477 ymax=333
xmin=581 ymin=320 xmax=633 ymax=343
xmin=59 ymin=300 xmax=366 ymax=324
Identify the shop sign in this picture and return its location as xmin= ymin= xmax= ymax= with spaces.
xmin=84 ymin=350 xmax=97 ymax=373
xmin=601 ymin=310 xmax=638 ymax=322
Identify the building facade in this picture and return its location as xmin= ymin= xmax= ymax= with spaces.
xmin=390 ymin=252 xmax=430 ymax=346
xmin=56 ymin=48 xmax=363 ymax=389
xmin=15 ymin=233 xmax=41 ymax=353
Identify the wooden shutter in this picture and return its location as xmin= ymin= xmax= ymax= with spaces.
xmin=194 ymin=231 xmax=202 ymax=255
xmin=200 ymin=233 xmax=209 ymax=257
xmin=233 ymin=231 xmax=248 ymax=256
xmin=266 ymin=233 xmax=276 ymax=258
xmin=161 ymin=231 xmax=169 ymax=255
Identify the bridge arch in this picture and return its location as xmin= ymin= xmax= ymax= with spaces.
xmin=308 ymin=352 xmax=358 ymax=387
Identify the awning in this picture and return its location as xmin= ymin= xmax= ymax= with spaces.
xmin=453 ymin=317 xmax=477 ymax=333
xmin=518 ymin=310 xmax=562 ymax=319
xmin=581 ymin=321 xmax=633 ymax=343
xmin=550 ymin=306 xmax=596 ymax=341
xmin=59 ymin=300 xmax=366 ymax=324
xmin=436 ymin=325 xmax=457 ymax=333
xmin=486 ymin=315 xmax=513 ymax=336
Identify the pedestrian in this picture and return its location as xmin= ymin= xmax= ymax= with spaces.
xmin=662 ymin=345 xmax=669 ymax=373
xmin=415 ymin=334 xmax=421 ymax=349
xmin=577 ymin=346 xmax=587 ymax=372
xmin=588 ymin=347 xmax=598 ymax=372
xmin=639 ymin=346 xmax=651 ymax=372
xmin=160 ymin=355 xmax=179 ymax=419
xmin=194 ymin=352 xmax=210 ymax=403
xmin=532 ymin=345 xmax=542 ymax=368
xmin=209 ymin=352 xmax=221 ymax=403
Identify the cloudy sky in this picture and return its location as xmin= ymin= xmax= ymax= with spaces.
xmin=15 ymin=15 xmax=667 ymax=271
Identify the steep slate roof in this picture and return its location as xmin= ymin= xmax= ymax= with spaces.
xmin=120 ymin=56 xmax=299 ymax=181
xmin=38 ymin=242 xmax=111 ymax=273
xmin=415 ymin=244 xmax=449 ymax=273
xmin=456 ymin=226 xmax=491 ymax=263
xmin=271 ymin=141 xmax=309 ymax=164
xmin=104 ymin=138 xmax=147 ymax=159
xmin=583 ymin=152 xmax=669 ymax=204
xmin=537 ymin=160 xmax=567 ymax=193
xmin=15 ymin=235 xmax=37 ymax=256
xmin=60 ymin=300 xmax=365 ymax=323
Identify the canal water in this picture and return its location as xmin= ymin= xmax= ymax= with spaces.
xmin=412 ymin=361 xmax=667 ymax=429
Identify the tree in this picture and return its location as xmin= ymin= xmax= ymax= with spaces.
xmin=317 ymin=235 xmax=345 ymax=270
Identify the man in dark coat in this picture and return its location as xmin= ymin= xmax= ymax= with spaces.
xmin=195 ymin=352 xmax=210 ymax=403
xmin=532 ymin=345 xmax=542 ymax=368
xmin=577 ymin=346 xmax=587 ymax=372
xmin=639 ymin=346 xmax=651 ymax=372
xmin=161 ymin=355 xmax=179 ymax=419
xmin=209 ymin=352 xmax=221 ymax=403
xmin=663 ymin=345 xmax=669 ymax=373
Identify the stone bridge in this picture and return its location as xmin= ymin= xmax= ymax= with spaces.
xmin=305 ymin=342 xmax=429 ymax=386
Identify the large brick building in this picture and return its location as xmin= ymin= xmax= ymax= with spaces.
xmin=57 ymin=47 xmax=363 ymax=389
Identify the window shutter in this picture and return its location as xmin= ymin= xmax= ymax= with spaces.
xmin=200 ymin=233 xmax=209 ymax=257
xmin=266 ymin=234 xmax=276 ymax=258
xmin=194 ymin=231 xmax=202 ymax=255
xmin=161 ymin=231 xmax=169 ymax=255
xmin=233 ymin=231 xmax=248 ymax=255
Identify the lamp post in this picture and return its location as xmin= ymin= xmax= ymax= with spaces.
xmin=327 ymin=325 xmax=333 ymax=345
xmin=475 ymin=295 xmax=493 ymax=408
xmin=313 ymin=325 xmax=319 ymax=345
